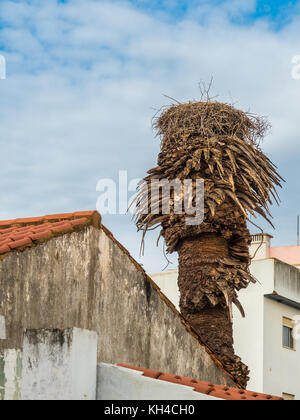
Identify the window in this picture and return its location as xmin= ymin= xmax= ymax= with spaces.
xmin=282 ymin=317 xmax=295 ymax=350
xmin=282 ymin=393 xmax=295 ymax=401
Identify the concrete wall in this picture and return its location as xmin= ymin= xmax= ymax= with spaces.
xmin=22 ymin=328 xmax=98 ymax=400
xmin=97 ymin=363 xmax=220 ymax=400
xmin=0 ymin=226 xmax=235 ymax=388
xmin=2 ymin=329 xmax=223 ymax=401
xmin=0 ymin=349 xmax=22 ymax=400
xmin=274 ymin=260 xmax=300 ymax=304
xmin=0 ymin=314 xmax=22 ymax=400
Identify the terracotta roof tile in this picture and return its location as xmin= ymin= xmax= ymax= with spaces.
xmin=73 ymin=211 xmax=97 ymax=217
xmin=118 ymin=365 xmax=163 ymax=379
xmin=0 ymin=245 xmax=10 ymax=254
xmin=0 ymin=211 xmax=101 ymax=259
xmin=29 ymin=230 xmax=53 ymax=242
xmin=117 ymin=364 xmax=283 ymax=400
xmin=9 ymin=237 xmax=33 ymax=249
xmin=0 ymin=220 xmax=15 ymax=228
xmin=15 ymin=216 xmax=45 ymax=224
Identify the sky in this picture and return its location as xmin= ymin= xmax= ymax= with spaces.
xmin=0 ymin=0 xmax=300 ymax=273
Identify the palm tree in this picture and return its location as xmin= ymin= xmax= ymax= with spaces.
xmin=134 ymin=101 xmax=283 ymax=388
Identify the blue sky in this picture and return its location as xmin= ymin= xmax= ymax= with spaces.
xmin=0 ymin=0 xmax=300 ymax=272
xmin=130 ymin=0 xmax=300 ymax=24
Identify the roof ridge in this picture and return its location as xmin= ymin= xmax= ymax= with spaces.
xmin=0 ymin=210 xmax=101 ymax=259
xmin=0 ymin=211 xmax=101 ymax=230
xmin=116 ymin=364 xmax=283 ymax=401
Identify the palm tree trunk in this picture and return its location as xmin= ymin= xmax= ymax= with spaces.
xmin=135 ymin=101 xmax=283 ymax=389
xmin=177 ymin=234 xmax=249 ymax=387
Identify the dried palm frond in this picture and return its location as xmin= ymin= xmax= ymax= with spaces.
xmin=134 ymin=100 xmax=284 ymax=388
xmin=135 ymin=102 xmax=283 ymax=252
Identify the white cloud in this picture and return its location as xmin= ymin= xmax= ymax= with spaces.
xmin=0 ymin=0 xmax=300 ymax=271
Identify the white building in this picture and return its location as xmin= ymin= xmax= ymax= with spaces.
xmin=151 ymin=234 xmax=300 ymax=400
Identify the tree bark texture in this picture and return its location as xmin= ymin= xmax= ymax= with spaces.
xmin=178 ymin=234 xmax=250 ymax=388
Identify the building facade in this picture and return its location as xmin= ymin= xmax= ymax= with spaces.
xmin=151 ymin=234 xmax=300 ymax=400
xmin=0 ymin=210 xmax=239 ymax=395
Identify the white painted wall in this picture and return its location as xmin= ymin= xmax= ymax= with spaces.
xmin=250 ymin=259 xmax=300 ymax=399
xmin=249 ymin=234 xmax=272 ymax=260
xmin=263 ymin=299 xmax=300 ymax=399
xmin=22 ymin=328 xmax=98 ymax=400
xmin=150 ymin=258 xmax=300 ymax=399
xmin=232 ymin=259 xmax=275 ymax=393
xmin=151 ymin=269 xmax=265 ymax=391
xmin=97 ymin=363 xmax=220 ymax=400
xmin=151 ymin=270 xmax=180 ymax=310
xmin=0 ymin=349 xmax=22 ymax=400
xmin=273 ymin=260 xmax=300 ymax=303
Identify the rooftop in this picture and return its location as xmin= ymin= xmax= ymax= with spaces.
xmin=117 ymin=364 xmax=283 ymax=401
xmin=0 ymin=211 xmax=101 ymax=259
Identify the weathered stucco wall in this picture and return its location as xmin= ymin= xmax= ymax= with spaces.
xmin=22 ymin=328 xmax=97 ymax=400
xmin=0 ymin=226 xmax=235 ymax=387
xmin=274 ymin=259 xmax=300 ymax=304
xmin=0 ymin=349 xmax=22 ymax=400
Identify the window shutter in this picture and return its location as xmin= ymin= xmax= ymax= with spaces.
xmin=283 ymin=317 xmax=294 ymax=329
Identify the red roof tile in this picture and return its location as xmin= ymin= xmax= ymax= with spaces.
xmin=117 ymin=364 xmax=283 ymax=401
xmin=0 ymin=211 xmax=101 ymax=259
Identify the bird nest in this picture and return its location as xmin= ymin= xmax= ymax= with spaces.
xmin=154 ymin=101 xmax=270 ymax=151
